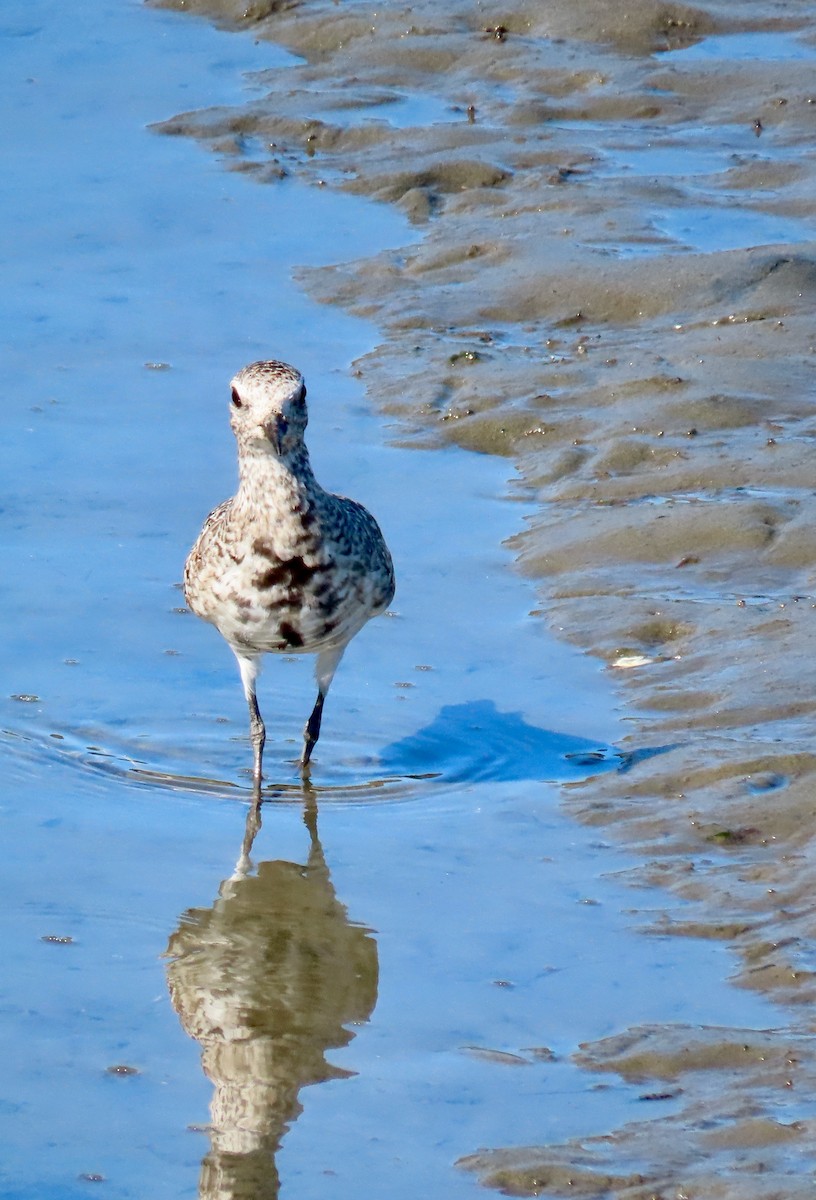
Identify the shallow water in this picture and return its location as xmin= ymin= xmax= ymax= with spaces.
xmin=547 ymin=23 xmax=816 ymax=259
xmin=0 ymin=3 xmax=786 ymax=1198
xmin=666 ymin=29 xmax=815 ymax=63
xmin=309 ymin=89 xmax=457 ymax=130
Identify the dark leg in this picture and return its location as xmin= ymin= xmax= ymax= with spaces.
xmin=301 ymin=691 xmax=325 ymax=768
xmin=300 ymin=644 xmax=347 ymax=771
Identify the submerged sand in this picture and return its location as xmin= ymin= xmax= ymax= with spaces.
xmin=150 ymin=0 xmax=816 ymax=1193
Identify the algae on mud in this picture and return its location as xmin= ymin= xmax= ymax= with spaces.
xmin=149 ymin=0 xmax=816 ymax=1193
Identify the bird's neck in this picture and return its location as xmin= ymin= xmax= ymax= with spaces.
xmin=237 ymin=443 xmax=319 ymax=510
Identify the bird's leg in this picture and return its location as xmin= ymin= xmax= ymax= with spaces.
xmin=236 ymin=654 xmax=265 ymax=789
xmin=301 ymin=644 xmax=346 ymax=771
xmin=301 ymin=692 xmax=325 ymax=768
xmin=248 ymin=689 xmax=266 ymax=790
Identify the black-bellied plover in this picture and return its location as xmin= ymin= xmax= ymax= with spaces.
xmin=184 ymin=360 xmax=395 ymax=782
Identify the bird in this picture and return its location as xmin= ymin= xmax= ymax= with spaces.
xmin=184 ymin=359 xmax=395 ymax=784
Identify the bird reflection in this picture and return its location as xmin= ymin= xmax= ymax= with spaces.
xmin=165 ymin=788 xmax=378 ymax=1199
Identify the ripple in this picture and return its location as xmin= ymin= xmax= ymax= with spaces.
xmin=1 ymin=700 xmax=629 ymax=808
xmin=0 ymin=722 xmax=441 ymax=807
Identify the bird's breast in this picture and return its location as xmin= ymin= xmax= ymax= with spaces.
xmin=184 ymin=485 xmax=392 ymax=657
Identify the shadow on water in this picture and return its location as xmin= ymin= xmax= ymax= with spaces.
xmin=378 ymin=699 xmax=675 ymax=785
xmin=165 ymin=791 xmax=377 ymax=1200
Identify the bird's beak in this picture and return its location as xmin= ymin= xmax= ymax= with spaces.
xmin=261 ymin=414 xmax=287 ymax=455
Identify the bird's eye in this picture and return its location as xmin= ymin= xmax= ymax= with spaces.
xmin=278 ymin=414 xmax=289 ymax=435
xmin=230 ymin=387 xmax=243 ymax=408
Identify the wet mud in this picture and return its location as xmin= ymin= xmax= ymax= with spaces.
xmin=147 ymin=0 xmax=816 ymax=1193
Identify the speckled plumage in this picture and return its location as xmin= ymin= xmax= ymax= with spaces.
xmin=184 ymin=359 xmax=395 ymax=779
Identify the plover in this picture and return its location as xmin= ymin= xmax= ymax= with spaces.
xmin=184 ymin=360 xmax=395 ymax=782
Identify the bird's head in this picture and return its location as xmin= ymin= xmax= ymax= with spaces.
xmin=228 ymin=359 xmax=308 ymax=456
